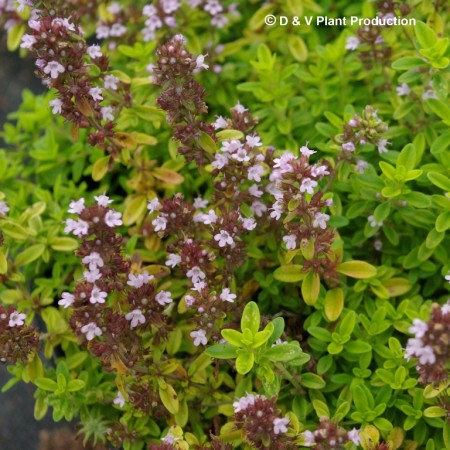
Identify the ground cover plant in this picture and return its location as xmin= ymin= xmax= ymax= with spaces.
xmin=0 ymin=0 xmax=449 ymax=449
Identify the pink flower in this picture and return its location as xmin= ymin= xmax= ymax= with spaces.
xmin=87 ymin=44 xmax=102 ymax=59
xmin=44 ymin=61 xmax=65 ymax=79
xmin=195 ymin=54 xmax=209 ymax=70
xmin=113 ymin=391 xmax=125 ymax=408
xmin=283 ymin=234 xmax=297 ymax=250
xmin=64 ymin=219 xmax=89 ymax=236
xmin=58 ymin=292 xmax=75 ymax=308
xmin=342 ymin=142 xmax=355 ymax=152
xmin=246 ymin=135 xmax=262 ymax=148
xmin=104 ymin=210 xmax=122 ymax=227
xmin=82 ymin=252 xmax=104 ymax=270
xmin=20 ymin=34 xmax=36 ymax=49
xmin=346 ymin=36 xmax=360 ymax=50
xmin=273 ymin=417 xmax=289 ymax=434
xmin=248 ymin=164 xmax=264 ymax=182
xmin=313 ymin=212 xmax=330 ymax=229
xmin=147 ymin=198 xmax=161 ymax=213
xmin=81 ymin=322 xmax=102 ymax=340
xmin=101 ymin=106 xmax=114 ymax=121
xmin=152 ymin=215 xmax=167 ymax=231
xmin=49 ymin=98 xmax=63 ymax=114
xmin=84 ymin=268 xmax=101 ymax=283
xmin=300 ymin=178 xmax=318 ymax=194
xmin=155 ymin=290 xmax=172 ymax=305
xmin=214 ymin=230 xmax=234 ymax=247
xmin=89 ymin=87 xmax=103 ymax=102
xmin=186 ymin=266 xmax=206 ymax=283
xmin=213 ymin=116 xmax=228 ymax=130
xmin=68 ymin=198 xmax=85 ymax=214
xmin=94 ymin=194 xmax=113 ymax=207
xmin=90 ymin=285 xmax=107 ymax=304
xmin=190 ymin=329 xmax=207 ymax=346
xmin=166 ymin=254 xmax=181 ymax=268
xmin=125 ymin=309 xmax=146 ymax=328
xmin=300 ymin=144 xmax=316 ymax=158
xmin=104 ymin=75 xmax=119 ymax=90
xmin=220 ymin=288 xmax=236 ymax=303
xmin=8 ymin=311 xmax=26 ymax=327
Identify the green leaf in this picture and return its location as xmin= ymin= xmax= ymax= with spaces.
xmin=0 ymin=248 xmax=7 ymax=274
xmin=374 ymin=202 xmax=391 ymax=223
xmin=383 ymin=278 xmax=412 ymax=296
xmin=268 ymin=317 xmax=285 ymax=345
xmin=323 ymin=288 xmax=344 ymax=321
xmin=308 ymin=327 xmax=332 ymax=342
xmin=159 ymin=384 xmax=179 ymax=414
xmin=436 ymin=211 xmax=450 ymax=232
xmin=427 ymin=172 xmax=450 ymax=191
xmin=312 ymin=399 xmax=330 ymax=418
xmin=205 ymin=344 xmax=238 ymax=359
xmin=425 ymin=228 xmax=445 ymax=249
xmin=327 ymin=342 xmax=343 ymax=354
xmin=379 ymin=162 xmax=396 ymax=180
xmin=7 ymin=23 xmax=25 ymax=51
xmin=336 ymin=260 xmax=377 ymax=279
xmin=339 ymin=311 xmax=356 ymax=336
xmin=300 ymin=373 xmax=326 ymax=389
xmin=34 ymin=377 xmax=58 ymax=392
xmin=197 ymin=132 xmax=217 ymax=154
xmin=252 ymin=327 xmax=274 ymax=348
xmin=402 ymin=192 xmax=432 ymax=208
xmin=426 ymin=98 xmax=450 ymax=124
xmin=431 ymin=132 xmax=450 ymax=154
xmin=65 ymin=352 xmax=89 ymax=370
xmin=216 ymin=130 xmax=244 ymax=141
xmin=34 ymin=397 xmax=48 ymax=421
xmin=236 ymin=351 xmax=254 ymax=374
xmin=288 ymin=35 xmax=308 ymax=62
xmin=273 ymin=265 xmax=305 ymax=282
xmin=92 ymin=156 xmax=110 ymax=181
xmin=373 ymin=417 xmax=393 ymax=432
xmin=415 ymin=21 xmax=437 ymax=48
xmin=301 ymin=270 xmax=320 ymax=305
xmin=391 ymin=57 xmax=425 ymax=70
xmin=49 ymin=237 xmax=79 ymax=252
xmin=241 ymin=301 xmax=260 ymax=336
xmin=66 ymin=379 xmax=86 ymax=392
xmin=221 ymin=329 xmax=244 ymax=347
xmin=123 ymin=195 xmax=147 ymax=226
xmin=263 ymin=343 xmax=304 ymax=362
xmin=345 ymin=340 xmax=372 ymax=354
xmin=15 ymin=244 xmax=46 ymax=267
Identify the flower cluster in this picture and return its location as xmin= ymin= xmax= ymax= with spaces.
xmin=345 ymin=1 xmax=411 ymax=69
xmin=190 ymin=0 xmax=239 ymax=29
xmin=302 ymin=417 xmax=360 ymax=449
xmin=61 ymin=196 xmax=172 ymax=373
xmin=269 ymin=145 xmax=337 ymax=282
xmin=0 ymin=0 xmax=27 ymax=32
xmin=20 ymin=3 xmax=126 ymax=156
xmin=339 ymin=105 xmax=389 ymax=162
xmin=147 ymin=194 xmax=244 ymax=346
xmin=141 ymin=1 xmax=182 ymax=42
xmin=95 ymin=1 xmax=128 ymax=42
xmin=153 ymin=34 xmax=215 ymax=165
xmin=0 ymin=306 xmax=39 ymax=364
xmin=141 ymin=0 xmax=239 ymax=41
xmin=405 ymin=302 xmax=450 ymax=385
xmin=232 ymin=394 xmax=295 ymax=449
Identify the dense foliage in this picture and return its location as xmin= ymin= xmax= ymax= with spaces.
xmin=0 ymin=1 xmax=449 ymax=449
